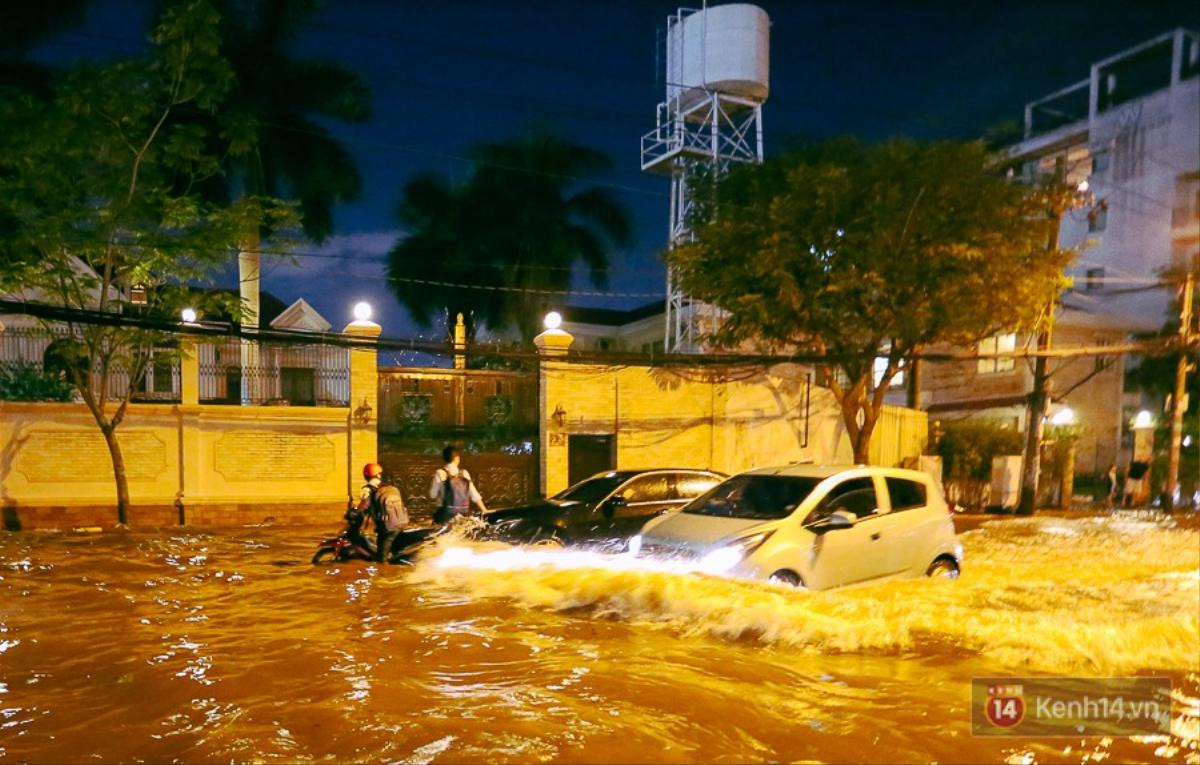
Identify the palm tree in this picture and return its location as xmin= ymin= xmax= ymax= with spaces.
xmin=166 ymin=0 xmax=368 ymax=326
xmin=197 ymin=0 xmax=368 ymax=399
xmin=387 ymin=134 xmax=633 ymax=341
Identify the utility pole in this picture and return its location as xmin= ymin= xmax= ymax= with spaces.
xmin=1165 ymin=270 xmax=1195 ymax=511
xmin=1017 ymin=308 xmax=1053 ymax=515
xmin=1017 ymin=174 xmax=1072 ymax=516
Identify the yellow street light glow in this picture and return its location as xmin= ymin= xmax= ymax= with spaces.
xmin=1132 ymin=410 xmax=1153 ymax=429
xmin=180 ymin=307 xmax=197 ymax=323
xmin=543 ymin=311 xmax=563 ymax=330
xmin=1077 ymin=180 xmax=1089 ymax=193
xmin=353 ymin=301 xmax=373 ymax=322
xmin=1050 ymin=407 xmax=1076 ymax=425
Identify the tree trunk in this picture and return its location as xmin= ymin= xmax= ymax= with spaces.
xmin=1017 ymin=346 xmax=1049 ymax=516
xmin=100 ymin=424 xmax=130 ymax=526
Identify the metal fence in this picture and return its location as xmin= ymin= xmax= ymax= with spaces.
xmin=1 ymin=324 xmax=350 ymax=407
xmin=0 ymin=324 xmax=180 ymax=402
xmin=197 ymin=338 xmax=349 ymax=406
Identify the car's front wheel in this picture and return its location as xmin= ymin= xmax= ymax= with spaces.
xmin=768 ymin=569 xmax=803 ymax=587
xmin=926 ymin=558 xmax=960 ymax=579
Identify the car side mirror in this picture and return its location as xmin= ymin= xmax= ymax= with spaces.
xmin=603 ymin=495 xmax=627 ymax=518
xmin=811 ymin=510 xmax=853 ymax=533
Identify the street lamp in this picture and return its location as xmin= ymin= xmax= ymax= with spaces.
xmin=180 ymin=307 xmax=197 ymax=323
xmin=1050 ymin=406 xmax=1076 ymax=425
xmin=1132 ymin=410 xmax=1153 ymax=429
xmin=543 ymin=311 xmax=563 ymax=331
xmin=353 ymin=301 xmax=373 ymax=322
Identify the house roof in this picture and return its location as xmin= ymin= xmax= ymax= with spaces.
xmin=186 ymin=288 xmax=289 ymax=329
xmin=270 ymin=298 xmax=331 ymax=332
xmin=560 ymin=301 xmax=664 ymax=327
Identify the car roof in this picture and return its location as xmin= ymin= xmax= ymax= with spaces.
xmin=738 ymin=463 xmax=933 ymax=482
xmin=586 ymin=468 xmax=725 ymax=481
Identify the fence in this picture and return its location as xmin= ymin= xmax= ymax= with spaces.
xmin=198 ymin=338 xmax=349 ymax=406
xmin=0 ymin=324 xmax=180 ymax=402
xmin=0 ymin=323 xmax=349 ymax=408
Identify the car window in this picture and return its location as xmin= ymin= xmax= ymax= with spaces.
xmin=552 ymin=474 xmax=629 ymax=504
xmin=675 ymin=473 xmax=721 ymax=500
xmin=619 ymin=474 xmax=672 ymax=503
xmin=885 ymin=477 xmax=927 ymax=511
xmin=804 ymin=477 xmax=879 ymax=524
xmin=684 ymin=475 xmax=822 ymax=520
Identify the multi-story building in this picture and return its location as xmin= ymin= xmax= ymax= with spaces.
xmin=912 ymin=28 xmax=1200 ymax=477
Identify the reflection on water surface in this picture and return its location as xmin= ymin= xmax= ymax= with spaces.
xmin=0 ymin=514 xmax=1197 ymax=763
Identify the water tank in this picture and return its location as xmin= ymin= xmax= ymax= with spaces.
xmin=666 ymin=4 xmax=769 ymax=110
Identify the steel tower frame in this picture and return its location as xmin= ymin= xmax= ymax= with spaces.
xmin=641 ymin=12 xmax=765 ymax=353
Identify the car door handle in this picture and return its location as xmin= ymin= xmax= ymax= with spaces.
xmin=870 ymin=532 xmax=882 ymax=541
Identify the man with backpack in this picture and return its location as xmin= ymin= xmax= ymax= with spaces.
xmin=429 ymin=445 xmax=487 ymax=524
xmin=358 ymin=462 xmax=409 ymax=563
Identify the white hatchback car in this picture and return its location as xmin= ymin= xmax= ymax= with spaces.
xmin=632 ymin=464 xmax=963 ymax=589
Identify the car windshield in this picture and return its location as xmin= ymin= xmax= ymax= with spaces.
xmin=551 ymin=474 xmax=630 ymax=505
xmin=683 ymin=475 xmax=822 ymax=520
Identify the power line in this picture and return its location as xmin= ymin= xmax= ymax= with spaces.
xmin=3 ymin=299 xmax=1189 ymax=367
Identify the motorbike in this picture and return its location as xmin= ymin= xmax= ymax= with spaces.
xmin=311 ymin=522 xmax=447 ymax=565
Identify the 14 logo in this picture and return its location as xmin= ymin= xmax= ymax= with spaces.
xmin=985 ymin=684 xmax=1025 ymax=728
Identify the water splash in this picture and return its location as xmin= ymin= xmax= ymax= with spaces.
xmin=415 ymin=516 xmax=1200 ymax=675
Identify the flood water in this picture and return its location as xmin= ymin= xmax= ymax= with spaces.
xmin=1 ymin=513 xmax=1197 ymax=764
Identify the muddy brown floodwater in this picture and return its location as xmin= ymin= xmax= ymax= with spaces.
xmin=1 ymin=513 xmax=1197 ymax=764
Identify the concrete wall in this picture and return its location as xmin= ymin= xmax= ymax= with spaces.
xmin=1 ymin=319 xmax=381 ymax=530
xmin=536 ymin=357 xmax=927 ymax=496
xmin=0 ymin=401 xmax=355 ymax=529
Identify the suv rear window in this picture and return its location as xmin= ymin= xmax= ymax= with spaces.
xmin=885 ymin=477 xmax=927 ymax=511
xmin=683 ymin=475 xmax=821 ymax=520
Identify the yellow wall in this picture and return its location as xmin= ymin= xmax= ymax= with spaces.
xmin=538 ymin=360 xmax=927 ymax=496
xmin=0 ymin=401 xmax=354 ymax=525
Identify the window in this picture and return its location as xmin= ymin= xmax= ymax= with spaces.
xmin=675 ymin=473 xmax=721 ymax=500
xmin=281 ymin=367 xmax=316 ymax=405
xmin=684 ymin=475 xmax=822 ymax=520
xmin=552 ymin=473 xmax=630 ymax=504
xmin=597 ymin=338 xmax=613 ymax=351
xmin=619 ymin=474 xmax=672 ymax=503
xmin=1091 ymin=150 xmax=1110 ymax=175
xmin=977 ymin=333 xmax=1016 ymax=374
xmin=1088 ymin=202 xmax=1108 ymax=232
xmin=1086 ymin=268 xmax=1105 ymax=291
xmin=805 ymin=477 xmax=879 ymax=523
xmin=885 ymin=477 xmax=927 ymax=512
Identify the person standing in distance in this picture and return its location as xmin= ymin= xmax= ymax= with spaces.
xmin=430 ymin=445 xmax=487 ymax=524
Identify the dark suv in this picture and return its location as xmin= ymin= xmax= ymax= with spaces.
xmin=481 ymin=469 xmax=725 ymax=547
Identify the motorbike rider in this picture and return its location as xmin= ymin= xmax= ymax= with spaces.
xmin=429 ymin=445 xmax=487 ymax=524
xmin=357 ymin=463 xmax=409 ymax=563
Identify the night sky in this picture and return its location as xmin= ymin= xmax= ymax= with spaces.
xmin=32 ymin=0 xmax=1200 ymax=346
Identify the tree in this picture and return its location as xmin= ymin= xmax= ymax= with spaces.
xmin=386 ymin=134 xmax=633 ymax=340
xmin=0 ymin=0 xmax=298 ymax=525
xmin=670 ymin=138 xmax=1077 ymax=464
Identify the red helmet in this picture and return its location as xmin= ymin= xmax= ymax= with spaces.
xmin=362 ymin=463 xmax=384 ymax=480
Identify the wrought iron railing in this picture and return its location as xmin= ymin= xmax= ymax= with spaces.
xmin=197 ymin=338 xmax=349 ymax=407
xmin=0 ymin=324 xmax=180 ymax=402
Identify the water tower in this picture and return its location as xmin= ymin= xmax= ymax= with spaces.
xmin=641 ymin=3 xmax=769 ymax=353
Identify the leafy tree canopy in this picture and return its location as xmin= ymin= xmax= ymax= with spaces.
xmin=0 ymin=0 xmax=299 ymax=523
xmin=670 ymin=138 xmax=1080 ymax=462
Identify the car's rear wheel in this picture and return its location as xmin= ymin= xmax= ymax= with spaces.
xmin=768 ymin=570 xmax=802 ymax=587
xmin=926 ymin=558 xmax=960 ymax=579
xmin=528 ymin=529 xmax=563 ymax=548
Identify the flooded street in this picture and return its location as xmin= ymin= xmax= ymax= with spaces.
xmin=1 ymin=513 xmax=1198 ymax=764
